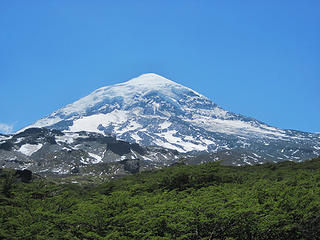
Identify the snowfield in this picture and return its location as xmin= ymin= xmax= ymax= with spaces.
xmin=17 ymin=143 xmax=43 ymax=156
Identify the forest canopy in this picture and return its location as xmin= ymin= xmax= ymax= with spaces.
xmin=1 ymin=157 xmax=320 ymax=240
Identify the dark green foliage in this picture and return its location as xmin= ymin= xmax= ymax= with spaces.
xmin=1 ymin=157 xmax=320 ymax=239
xmin=1 ymin=171 xmax=14 ymax=198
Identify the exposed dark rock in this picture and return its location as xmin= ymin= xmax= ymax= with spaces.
xmin=47 ymin=120 xmax=74 ymax=131
xmin=0 ymin=142 xmax=13 ymax=151
xmin=70 ymin=167 xmax=80 ymax=174
xmin=121 ymin=159 xmax=140 ymax=174
xmin=130 ymin=143 xmax=146 ymax=155
xmin=46 ymin=136 xmax=57 ymax=145
xmin=16 ymin=127 xmax=47 ymax=137
xmin=77 ymin=136 xmax=116 ymax=144
xmin=107 ymin=141 xmax=131 ymax=155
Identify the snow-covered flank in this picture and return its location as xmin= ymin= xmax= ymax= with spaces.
xmin=185 ymin=116 xmax=287 ymax=138
xmin=48 ymin=73 xmax=205 ymax=117
xmin=17 ymin=143 xmax=43 ymax=156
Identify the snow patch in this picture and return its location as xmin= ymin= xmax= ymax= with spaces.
xmin=131 ymin=132 xmax=142 ymax=142
xmin=0 ymin=135 xmax=12 ymax=141
xmin=15 ymin=137 xmax=24 ymax=144
xmin=88 ymin=152 xmax=103 ymax=164
xmin=159 ymin=121 xmax=171 ymax=130
xmin=17 ymin=143 xmax=43 ymax=156
xmin=56 ymin=132 xmax=81 ymax=144
xmin=69 ymin=110 xmax=128 ymax=133
xmin=186 ymin=117 xmax=287 ymax=138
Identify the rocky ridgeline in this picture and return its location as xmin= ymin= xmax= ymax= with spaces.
xmin=0 ymin=128 xmax=180 ymax=176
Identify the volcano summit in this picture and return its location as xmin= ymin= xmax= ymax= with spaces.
xmin=22 ymin=73 xmax=320 ymax=164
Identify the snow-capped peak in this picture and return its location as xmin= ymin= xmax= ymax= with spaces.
xmin=94 ymin=73 xmax=194 ymax=98
xmin=21 ymin=73 xmax=320 ymax=157
xmin=125 ymin=73 xmax=178 ymax=87
xmin=44 ymin=73 xmax=204 ymax=118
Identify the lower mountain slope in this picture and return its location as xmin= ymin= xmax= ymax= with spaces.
xmin=0 ymin=128 xmax=180 ymax=175
xmin=2 ymin=127 xmax=319 ymax=176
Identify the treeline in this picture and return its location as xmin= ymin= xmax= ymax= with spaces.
xmin=1 ymin=157 xmax=320 ymax=239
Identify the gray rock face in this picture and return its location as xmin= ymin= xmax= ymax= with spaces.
xmin=0 ymin=128 xmax=180 ymax=175
xmin=122 ymin=159 xmax=140 ymax=174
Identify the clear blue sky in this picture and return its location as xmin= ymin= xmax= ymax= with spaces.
xmin=0 ymin=1 xmax=319 ymax=134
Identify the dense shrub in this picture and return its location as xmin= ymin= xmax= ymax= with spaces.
xmin=1 ymin=157 xmax=320 ymax=239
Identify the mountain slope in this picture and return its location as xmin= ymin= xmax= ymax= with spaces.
xmin=0 ymin=128 xmax=180 ymax=175
xmin=23 ymin=73 xmax=320 ymax=163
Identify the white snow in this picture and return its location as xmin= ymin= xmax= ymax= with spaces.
xmin=219 ymin=145 xmax=231 ymax=150
xmin=154 ymin=130 xmax=210 ymax=152
xmin=154 ymin=138 xmax=185 ymax=152
xmin=54 ymin=73 xmax=199 ymax=116
xmin=18 ymin=117 xmax=62 ymax=133
xmin=180 ymin=141 xmax=207 ymax=152
xmin=252 ymin=152 xmax=261 ymax=158
xmin=8 ymin=156 xmax=17 ymax=161
xmin=14 ymin=137 xmax=24 ymax=144
xmin=116 ymin=120 xmax=142 ymax=134
xmin=126 ymin=73 xmax=178 ymax=86
xmin=131 ymin=132 xmax=142 ymax=142
xmin=88 ymin=152 xmax=103 ymax=163
xmin=17 ymin=143 xmax=43 ymax=156
xmin=152 ymin=102 xmax=160 ymax=114
xmin=80 ymin=157 xmax=90 ymax=164
xmin=243 ymin=157 xmax=253 ymax=165
xmin=184 ymin=136 xmax=194 ymax=141
xmin=186 ymin=116 xmax=287 ymax=139
xmin=0 ymin=135 xmax=12 ymax=141
xmin=27 ymin=73 xmax=208 ymax=126
xmin=131 ymin=149 xmax=138 ymax=158
xmin=158 ymin=130 xmax=181 ymax=143
xmin=292 ymin=150 xmax=299 ymax=155
xmin=200 ymin=138 xmax=216 ymax=145
xmin=52 ymin=167 xmax=69 ymax=174
xmin=56 ymin=132 xmax=81 ymax=144
xmin=69 ymin=110 xmax=128 ymax=133
xmin=62 ymin=147 xmax=73 ymax=151
xmin=159 ymin=121 xmax=171 ymax=130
